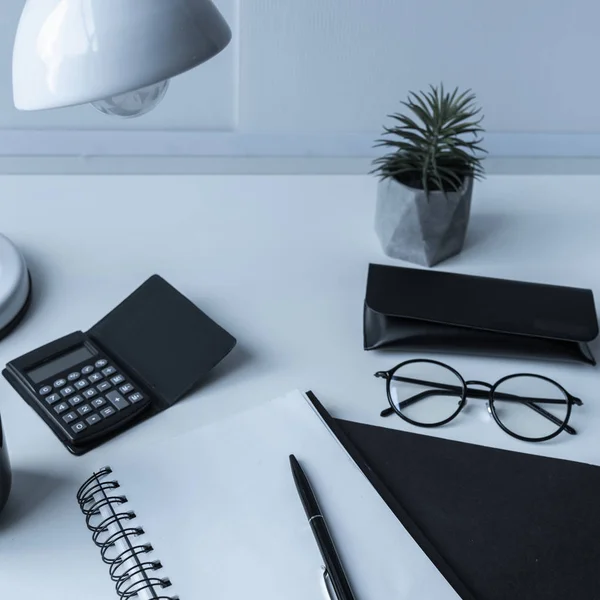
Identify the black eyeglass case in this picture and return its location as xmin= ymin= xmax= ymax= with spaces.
xmin=363 ymin=263 xmax=599 ymax=365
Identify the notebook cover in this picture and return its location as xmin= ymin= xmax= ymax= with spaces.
xmin=366 ymin=263 xmax=598 ymax=342
xmin=326 ymin=413 xmax=600 ymax=600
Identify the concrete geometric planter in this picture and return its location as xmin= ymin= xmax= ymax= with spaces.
xmin=375 ymin=176 xmax=474 ymax=267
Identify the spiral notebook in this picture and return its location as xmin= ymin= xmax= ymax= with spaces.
xmin=75 ymin=389 xmax=461 ymax=600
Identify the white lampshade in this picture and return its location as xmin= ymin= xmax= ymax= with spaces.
xmin=13 ymin=0 xmax=232 ymax=111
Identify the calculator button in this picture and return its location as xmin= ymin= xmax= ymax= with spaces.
xmin=67 ymin=372 xmax=80 ymax=381
xmin=68 ymin=395 xmax=85 ymax=407
xmin=77 ymin=404 xmax=93 ymax=416
xmin=81 ymin=365 xmax=94 ymax=375
xmin=53 ymin=379 xmax=67 ymax=389
xmin=95 ymin=359 xmax=108 ymax=368
xmin=91 ymin=397 xmax=107 ymax=408
xmin=45 ymin=393 xmax=62 ymax=405
xmin=62 ymin=411 xmax=78 ymax=424
xmin=101 ymin=406 xmax=116 ymax=418
xmin=119 ymin=383 xmax=134 ymax=394
xmin=102 ymin=366 xmax=116 ymax=376
xmin=106 ymin=390 xmax=129 ymax=411
xmin=88 ymin=373 xmax=103 ymax=384
xmin=128 ymin=392 xmax=144 ymax=404
xmin=53 ymin=402 xmax=69 ymax=414
xmin=110 ymin=374 xmax=125 ymax=385
xmin=60 ymin=386 xmax=75 ymax=397
xmin=39 ymin=386 xmax=52 ymax=396
xmin=86 ymin=414 xmax=102 ymax=426
xmin=97 ymin=381 xmax=112 ymax=393
xmin=71 ymin=422 xmax=87 ymax=434
xmin=83 ymin=388 xmax=97 ymax=399
xmin=74 ymin=379 xmax=89 ymax=390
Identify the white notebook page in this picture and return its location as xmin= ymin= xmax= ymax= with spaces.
xmin=100 ymin=390 xmax=461 ymax=600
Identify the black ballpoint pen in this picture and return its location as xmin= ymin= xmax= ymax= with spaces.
xmin=289 ymin=454 xmax=357 ymax=600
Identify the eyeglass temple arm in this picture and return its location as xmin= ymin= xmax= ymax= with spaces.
xmin=379 ymin=376 xmax=577 ymax=435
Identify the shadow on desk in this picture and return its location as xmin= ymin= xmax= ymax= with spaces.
xmin=0 ymin=468 xmax=71 ymax=531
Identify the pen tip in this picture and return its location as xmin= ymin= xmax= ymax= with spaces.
xmin=289 ymin=454 xmax=298 ymax=466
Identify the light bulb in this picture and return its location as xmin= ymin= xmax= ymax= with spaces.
xmin=91 ymin=80 xmax=170 ymax=118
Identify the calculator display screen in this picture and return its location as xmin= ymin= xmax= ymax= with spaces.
xmin=27 ymin=346 xmax=95 ymax=384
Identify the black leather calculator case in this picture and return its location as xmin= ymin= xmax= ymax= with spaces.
xmin=2 ymin=275 xmax=236 ymax=455
xmin=364 ymin=263 xmax=598 ymax=364
xmin=88 ymin=275 xmax=236 ymax=412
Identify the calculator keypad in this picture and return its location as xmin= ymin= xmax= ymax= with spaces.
xmin=69 ymin=395 xmax=85 ymax=406
xmin=45 ymin=393 xmax=62 ymax=405
xmin=72 ymin=422 xmax=86 ymax=434
xmin=77 ymin=404 xmax=92 ymax=416
xmin=106 ymin=390 xmax=129 ymax=411
xmin=33 ymin=357 xmax=148 ymax=443
xmin=91 ymin=397 xmax=106 ymax=408
xmin=101 ymin=406 xmax=116 ymax=418
xmin=86 ymin=414 xmax=102 ymax=426
xmin=54 ymin=402 xmax=69 ymax=414
xmin=63 ymin=412 xmax=77 ymax=424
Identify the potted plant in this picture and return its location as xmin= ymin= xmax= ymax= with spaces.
xmin=371 ymin=84 xmax=486 ymax=267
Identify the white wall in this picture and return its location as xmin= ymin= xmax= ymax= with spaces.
xmin=1 ymin=0 xmax=599 ymax=162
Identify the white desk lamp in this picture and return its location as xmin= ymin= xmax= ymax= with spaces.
xmin=0 ymin=0 xmax=232 ymax=337
xmin=12 ymin=0 xmax=232 ymax=117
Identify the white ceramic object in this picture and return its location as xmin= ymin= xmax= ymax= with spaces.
xmin=12 ymin=0 xmax=232 ymax=111
xmin=0 ymin=234 xmax=29 ymax=332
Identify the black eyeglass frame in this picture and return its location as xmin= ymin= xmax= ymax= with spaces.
xmin=375 ymin=358 xmax=583 ymax=443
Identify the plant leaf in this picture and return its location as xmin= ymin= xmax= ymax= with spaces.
xmin=371 ymin=83 xmax=486 ymax=193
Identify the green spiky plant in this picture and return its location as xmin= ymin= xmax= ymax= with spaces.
xmin=371 ymin=84 xmax=486 ymax=196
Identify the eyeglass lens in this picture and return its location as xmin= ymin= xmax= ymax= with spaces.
xmin=389 ymin=361 xmax=464 ymax=425
xmin=491 ymin=375 xmax=569 ymax=439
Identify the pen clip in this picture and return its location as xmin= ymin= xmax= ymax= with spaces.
xmin=322 ymin=566 xmax=340 ymax=600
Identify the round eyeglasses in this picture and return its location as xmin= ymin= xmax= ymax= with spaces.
xmin=375 ymin=359 xmax=583 ymax=442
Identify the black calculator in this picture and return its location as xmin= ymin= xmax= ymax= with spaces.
xmin=3 ymin=333 xmax=151 ymax=451
xmin=2 ymin=275 xmax=237 ymax=455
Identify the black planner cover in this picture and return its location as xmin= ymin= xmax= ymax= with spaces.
xmin=363 ymin=263 xmax=599 ymax=364
xmin=306 ymin=396 xmax=600 ymax=599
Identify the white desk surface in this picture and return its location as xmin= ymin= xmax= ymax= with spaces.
xmin=0 ymin=173 xmax=599 ymax=598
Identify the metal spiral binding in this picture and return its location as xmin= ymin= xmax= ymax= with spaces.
xmin=77 ymin=467 xmax=177 ymax=600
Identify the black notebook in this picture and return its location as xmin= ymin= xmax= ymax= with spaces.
xmin=305 ymin=394 xmax=600 ymax=600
